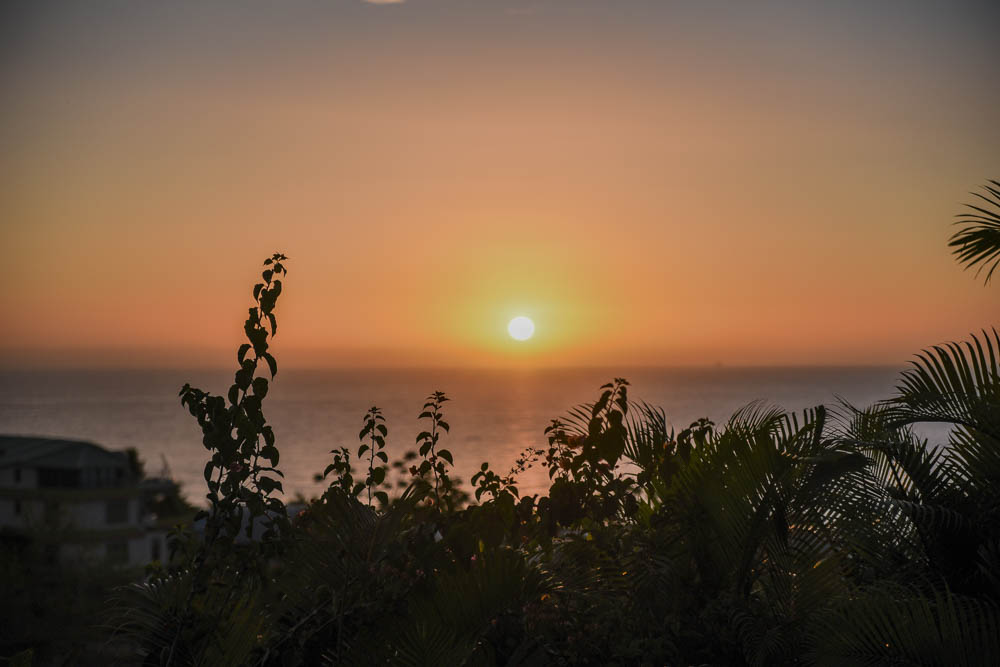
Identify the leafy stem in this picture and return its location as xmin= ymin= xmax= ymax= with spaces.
xmin=416 ymin=391 xmax=452 ymax=509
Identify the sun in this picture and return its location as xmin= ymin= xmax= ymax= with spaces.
xmin=507 ymin=316 xmax=535 ymax=341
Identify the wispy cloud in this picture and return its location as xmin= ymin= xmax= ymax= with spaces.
xmin=364 ymin=0 xmax=406 ymax=4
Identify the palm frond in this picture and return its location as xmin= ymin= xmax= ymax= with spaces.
xmin=949 ymin=179 xmax=1000 ymax=284
xmin=884 ymin=329 xmax=1000 ymax=441
xmin=623 ymin=401 xmax=670 ymax=471
xmin=667 ymin=403 xmax=860 ymax=598
xmin=808 ymin=584 xmax=1000 ymax=666
xmin=108 ymin=569 xmax=266 ymax=667
xmin=107 ymin=573 xmax=196 ymax=665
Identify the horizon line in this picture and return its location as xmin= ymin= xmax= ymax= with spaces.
xmin=0 ymin=362 xmax=908 ymax=372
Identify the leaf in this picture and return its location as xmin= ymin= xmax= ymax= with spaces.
xmin=262 ymin=269 xmax=273 ymax=283
xmin=438 ymin=420 xmax=451 ymax=433
xmin=373 ymin=467 xmax=386 ymax=484
xmin=592 ymin=390 xmax=612 ymax=417
xmin=886 ymin=329 xmax=1000 ymax=440
xmin=258 ymin=476 xmax=282 ymax=494
xmin=238 ymin=343 xmax=252 ymax=363
xmin=261 ymin=445 xmax=279 ymax=466
xmin=949 ymin=180 xmax=1000 ymax=284
xmin=438 ymin=449 xmax=454 ymax=465
xmin=252 ymin=376 xmax=268 ymax=398
xmin=263 ymin=352 xmax=277 ymax=378
xmin=235 ymin=368 xmax=253 ymax=391
xmin=374 ymin=491 xmax=388 ymax=505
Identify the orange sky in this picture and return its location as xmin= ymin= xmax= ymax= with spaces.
xmin=1 ymin=1 xmax=997 ymax=369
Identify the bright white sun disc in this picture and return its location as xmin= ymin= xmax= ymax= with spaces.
xmin=507 ymin=316 xmax=535 ymax=341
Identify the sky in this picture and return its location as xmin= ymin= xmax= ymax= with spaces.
xmin=1 ymin=0 xmax=998 ymax=369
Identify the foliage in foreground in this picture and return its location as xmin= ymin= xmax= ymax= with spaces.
xmin=112 ymin=181 xmax=1000 ymax=666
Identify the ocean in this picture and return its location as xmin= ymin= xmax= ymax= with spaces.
xmin=0 ymin=366 xmax=935 ymax=504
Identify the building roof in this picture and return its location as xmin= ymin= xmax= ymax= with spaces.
xmin=0 ymin=436 xmax=128 ymax=470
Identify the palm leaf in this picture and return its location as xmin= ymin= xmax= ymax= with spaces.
xmin=808 ymin=584 xmax=1000 ymax=666
xmin=108 ymin=569 xmax=266 ymax=667
xmin=949 ymin=179 xmax=1000 ymax=283
xmin=884 ymin=329 xmax=1000 ymax=441
xmin=623 ymin=401 xmax=670 ymax=472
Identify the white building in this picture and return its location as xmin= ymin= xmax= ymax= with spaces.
xmin=0 ymin=436 xmax=168 ymax=568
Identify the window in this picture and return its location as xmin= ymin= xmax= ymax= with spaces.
xmin=106 ymin=541 xmax=128 ymax=564
xmin=106 ymin=499 xmax=129 ymax=524
xmin=37 ymin=468 xmax=81 ymax=488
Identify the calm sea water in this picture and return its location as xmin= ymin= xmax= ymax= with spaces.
xmin=0 ymin=367 xmax=932 ymax=504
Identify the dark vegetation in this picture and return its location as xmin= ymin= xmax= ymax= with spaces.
xmin=5 ymin=182 xmax=1000 ymax=666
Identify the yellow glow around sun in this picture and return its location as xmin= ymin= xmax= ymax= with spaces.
xmin=507 ymin=316 xmax=535 ymax=341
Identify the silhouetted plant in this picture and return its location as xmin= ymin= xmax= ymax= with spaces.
xmin=545 ymin=377 xmax=630 ymax=484
xmin=351 ymin=406 xmax=391 ymax=506
xmin=178 ymin=252 xmax=289 ymax=545
xmin=471 ymin=443 xmax=553 ymax=506
xmin=117 ymin=254 xmax=291 ymax=667
xmin=471 ymin=462 xmax=517 ymax=503
xmin=539 ymin=378 xmax=639 ymax=526
xmin=415 ymin=391 xmax=455 ymax=510
xmin=320 ymin=407 xmax=390 ymax=507
xmin=949 ymin=179 xmax=1000 ymax=284
xmin=320 ymin=446 xmax=355 ymax=499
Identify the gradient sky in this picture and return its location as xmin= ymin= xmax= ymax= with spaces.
xmin=1 ymin=0 xmax=998 ymax=369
